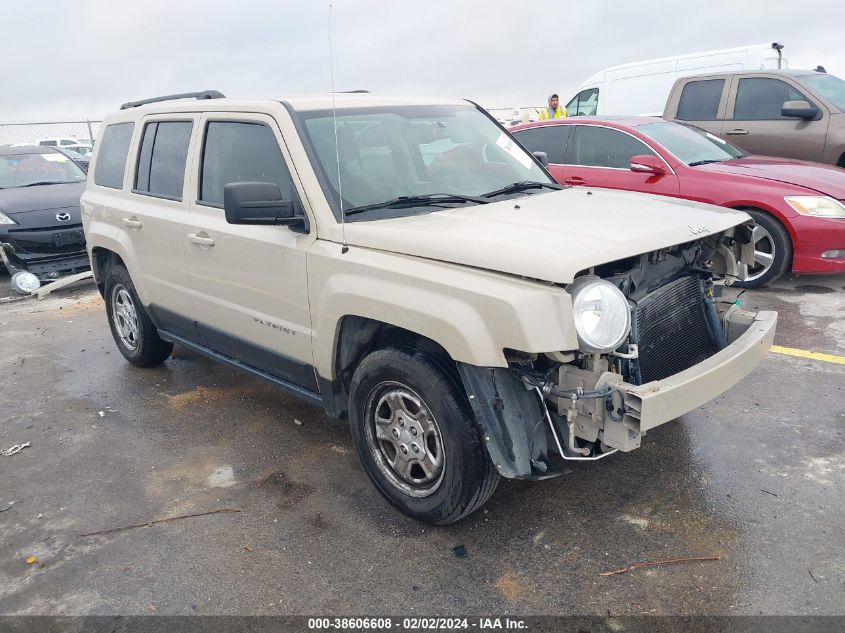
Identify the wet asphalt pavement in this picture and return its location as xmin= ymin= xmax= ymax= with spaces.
xmin=0 ymin=271 xmax=843 ymax=617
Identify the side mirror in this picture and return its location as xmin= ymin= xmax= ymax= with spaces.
xmin=781 ymin=100 xmax=820 ymax=120
xmin=629 ymin=155 xmax=666 ymax=175
xmin=223 ymin=182 xmax=307 ymax=232
xmin=532 ymin=151 xmax=549 ymax=167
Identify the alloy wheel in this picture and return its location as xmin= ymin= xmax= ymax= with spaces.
xmin=364 ymin=382 xmax=445 ymax=498
xmin=111 ymin=285 xmax=140 ymax=351
xmin=740 ymin=223 xmax=776 ymax=283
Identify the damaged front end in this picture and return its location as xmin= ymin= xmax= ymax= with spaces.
xmin=458 ymin=223 xmax=777 ymax=479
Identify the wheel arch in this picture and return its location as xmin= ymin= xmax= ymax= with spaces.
xmin=320 ymin=315 xmax=459 ymax=419
xmin=90 ymin=247 xmax=127 ymax=297
xmin=87 ymin=230 xmax=148 ymax=302
xmin=729 ymin=204 xmax=796 ymax=266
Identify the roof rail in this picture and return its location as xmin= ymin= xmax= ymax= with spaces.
xmin=120 ymin=90 xmax=226 ymax=110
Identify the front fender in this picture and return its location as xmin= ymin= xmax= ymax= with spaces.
xmin=306 ymin=241 xmax=579 ymax=378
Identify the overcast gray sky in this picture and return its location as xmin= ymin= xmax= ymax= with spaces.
xmin=1 ymin=0 xmax=843 ymax=121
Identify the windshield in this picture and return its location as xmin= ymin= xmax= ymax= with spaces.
xmin=0 ymin=152 xmax=86 ymax=189
xmin=799 ymin=73 xmax=845 ymax=111
xmin=298 ymin=104 xmax=554 ymax=220
xmin=637 ymin=121 xmax=745 ymax=165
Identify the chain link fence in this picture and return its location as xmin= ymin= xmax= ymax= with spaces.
xmin=0 ymin=120 xmax=102 ymax=148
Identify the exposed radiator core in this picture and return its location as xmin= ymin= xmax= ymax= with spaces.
xmin=630 ymin=275 xmax=720 ymax=384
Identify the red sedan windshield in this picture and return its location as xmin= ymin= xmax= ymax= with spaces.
xmin=637 ymin=122 xmax=745 ymax=165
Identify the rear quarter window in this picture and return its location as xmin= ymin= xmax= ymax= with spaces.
xmin=94 ymin=122 xmax=135 ymax=189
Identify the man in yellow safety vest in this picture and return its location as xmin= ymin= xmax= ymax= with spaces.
xmin=538 ymin=94 xmax=567 ymax=120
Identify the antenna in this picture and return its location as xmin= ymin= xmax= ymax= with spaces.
xmin=329 ymin=4 xmax=348 ymax=254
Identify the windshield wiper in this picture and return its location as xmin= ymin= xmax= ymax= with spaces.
xmin=687 ymin=159 xmax=725 ymax=167
xmin=21 ymin=181 xmax=68 ymax=187
xmin=481 ymin=181 xmax=563 ymax=198
xmin=344 ymin=193 xmax=489 ymax=216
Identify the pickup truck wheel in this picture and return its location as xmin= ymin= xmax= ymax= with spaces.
xmin=349 ymin=348 xmax=499 ymax=525
xmin=104 ymin=265 xmax=173 ymax=367
xmin=733 ymin=210 xmax=792 ymax=288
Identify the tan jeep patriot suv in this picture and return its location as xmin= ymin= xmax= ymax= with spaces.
xmin=82 ymin=90 xmax=776 ymax=524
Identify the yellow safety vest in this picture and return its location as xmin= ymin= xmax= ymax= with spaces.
xmin=538 ymin=106 xmax=567 ymax=120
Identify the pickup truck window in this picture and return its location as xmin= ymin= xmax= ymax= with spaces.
xmin=297 ymin=105 xmax=552 ymax=219
xmin=799 ymin=73 xmax=845 ymax=111
xmin=638 ymin=121 xmax=744 ymax=165
xmin=199 ymin=121 xmax=295 ymax=207
xmin=677 ymin=79 xmax=724 ymax=121
xmin=733 ymin=78 xmax=808 ymax=120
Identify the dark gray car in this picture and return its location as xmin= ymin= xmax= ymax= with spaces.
xmin=0 ymin=146 xmax=89 ymax=280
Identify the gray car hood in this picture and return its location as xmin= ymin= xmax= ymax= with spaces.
xmin=341 ymin=187 xmax=750 ymax=284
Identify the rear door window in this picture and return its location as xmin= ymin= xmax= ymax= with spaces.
xmin=733 ymin=78 xmax=809 ymax=120
xmin=511 ymin=125 xmax=569 ymax=164
xmin=566 ymin=125 xmax=655 ymax=168
xmin=199 ymin=121 xmax=294 ymax=207
xmin=677 ymin=79 xmax=725 ymax=120
xmin=94 ymin=122 xmax=135 ymax=189
xmin=134 ymin=120 xmax=193 ymax=200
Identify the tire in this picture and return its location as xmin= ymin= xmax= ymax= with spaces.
xmin=733 ymin=209 xmax=792 ymax=289
xmin=104 ymin=264 xmax=173 ymax=367
xmin=348 ymin=347 xmax=499 ymax=525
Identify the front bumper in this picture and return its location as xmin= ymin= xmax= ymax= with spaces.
xmin=0 ymin=225 xmax=90 ymax=281
xmin=609 ymin=309 xmax=777 ymax=443
xmin=460 ymin=308 xmax=777 ymax=480
xmin=790 ymin=215 xmax=845 ymax=274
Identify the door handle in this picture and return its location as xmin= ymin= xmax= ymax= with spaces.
xmin=187 ymin=232 xmax=215 ymax=247
xmin=725 ymin=129 xmax=748 ymax=135
xmin=122 ymin=216 xmax=143 ymax=229
xmin=565 ymin=176 xmax=586 ymax=185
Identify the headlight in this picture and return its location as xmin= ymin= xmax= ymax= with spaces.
xmin=569 ymin=277 xmax=631 ymax=353
xmin=0 ymin=210 xmax=17 ymax=225
xmin=784 ymin=196 xmax=845 ymax=218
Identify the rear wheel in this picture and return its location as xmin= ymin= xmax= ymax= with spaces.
xmin=104 ymin=265 xmax=173 ymax=367
xmin=348 ymin=348 xmax=499 ymax=524
xmin=734 ymin=210 xmax=792 ymax=288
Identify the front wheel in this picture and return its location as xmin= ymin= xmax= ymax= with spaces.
xmin=733 ymin=210 xmax=793 ymax=288
xmin=348 ymin=348 xmax=499 ymax=524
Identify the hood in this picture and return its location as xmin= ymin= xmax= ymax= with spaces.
xmin=698 ymin=156 xmax=845 ymax=199
xmin=341 ymin=188 xmax=750 ymax=284
xmin=0 ymin=181 xmax=85 ymax=216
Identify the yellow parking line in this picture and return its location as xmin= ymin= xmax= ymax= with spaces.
xmin=770 ymin=345 xmax=845 ymax=365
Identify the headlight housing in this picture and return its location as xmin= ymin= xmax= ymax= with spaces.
xmin=0 ymin=210 xmax=17 ymax=225
xmin=784 ymin=196 xmax=845 ymax=218
xmin=569 ymin=277 xmax=631 ymax=353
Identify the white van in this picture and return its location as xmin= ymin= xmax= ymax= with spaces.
xmin=565 ymin=43 xmax=788 ymax=117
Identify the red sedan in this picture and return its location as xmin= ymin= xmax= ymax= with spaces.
xmin=510 ymin=117 xmax=845 ymax=287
